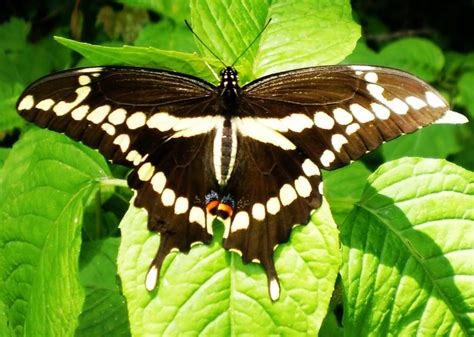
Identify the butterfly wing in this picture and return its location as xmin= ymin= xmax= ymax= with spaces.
xmin=17 ymin=66 xmax=218 ymax=166
xmin=221 ymin=65 xmax=460 ymax=299
xmin=17 ymin=66 xmax=221 ymax=287
xmin=240 ymin=65 xmax=455 ymax=170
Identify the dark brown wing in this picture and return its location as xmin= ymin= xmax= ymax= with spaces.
xmin=128 ymin=132 xmax=220 ymax=290
xmin=220 ymin=65 xmax=464 ymax=299
xmin=222 ymin=135 xmax=322 ymax=299
xmin=17 ymin=66 xmax=218 ymax=167
xmin=16 ymin=66 xmax=221 ymax=289
xmin=241 ymin=65 xmax=455 ymax=170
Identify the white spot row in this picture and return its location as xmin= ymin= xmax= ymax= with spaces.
xmin=137 ymin=164 xmax=210 ymax=230
xmin=18 ymin=95 xmax=35 ymax=110
xmin=230 ymin=172 xmax=317 ymax=232
xmin=257 ymin=113 xmax=313 ymax=133
xmin=54 ymin=86 xmax=92 ymax=116
xmin=234 ymin=117 xmax=296 ymax=150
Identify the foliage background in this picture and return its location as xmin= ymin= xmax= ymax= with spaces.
xmin=0 ymin=1 xmax=473 ymax=336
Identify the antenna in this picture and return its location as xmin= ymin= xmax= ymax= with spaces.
xmin=185 ymin=19 xmax=272 ymax=68
xmin=232 ymin=18 xmax=272 ymax=67
xmin=185 ymin=20 xmax=227 ymax=68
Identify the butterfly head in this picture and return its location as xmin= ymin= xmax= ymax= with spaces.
xmin=219 ymin=67 xmax=240 ymax=97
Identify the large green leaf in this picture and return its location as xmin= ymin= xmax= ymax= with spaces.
xmin=254 ymin=0 xmax=360 ymax=77
xmin=118 ymin=200 xmax=340 ymax=336
xmin=0 ymin=148 xmax=10 ymax=169
xmin=0 ymin=129 xmax=110 ymax=337
xmin=55 ymin=37 xmax=221 ymax=84
xmin=341 ymin=158 xmax=474 ymax=336
xmin=190 ymin=0 xmax=360 ymax=81
xmin=189 ymin=0 xmax=270 ymax=79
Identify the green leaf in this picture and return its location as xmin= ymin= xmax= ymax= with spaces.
xmin=55 ymin=37 xmax=221 ymax=84
xmin=134 ymin=20 xmax=197 ymax=53
xmin=190 ymin=0 xmax=360 ymax=81
xmin=323 ymin=162 xmax=372 ymax=224
xmin=56 ymin=0 xmax=359 ymax=85
xmin=75 ymin=238 xmax=130 ymax=337
xmin=343 ymin=41 xmax=380 ymax=65
xmin=341 ymin=158 xmax=474 ymax=336
xmin=378 ymin=38 xmax=445 ymax=82
xmin=189 ymin=0 xmax=270 ymax=79
xmin=449 ymin=123 xmax=474 ymax=171
xmin=0 ymin=20 xmax=71 ymax=131
xmin=116 ymin=0 xmax=190 ymax=21
xmin=254 ymin=0 xmax=360 ymax=77
xmin=345 ymin=38 xmax=445 ymax=82
xmin=118 ymin=200 xmax=340 ymax=336
xmin=456 ymin=71 xmax=474 ymax=118
xmin=319 ymin=310 xmax=344 ymax=337
xmin=0 ymin=148 xmax=9 ymax=169
xmin=381 ymin=124 xmax=463 ymax=161
xmin=0 ymin=129 xmax=110 ymax=337
xmin=0 ymin=17 xmax=29 ymax=51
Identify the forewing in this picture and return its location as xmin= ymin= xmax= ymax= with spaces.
xmin=17 ymin=66 xmax=218 ymax=167
xmin=241 ymin=65 xmax=456 ymax=170
xmin=16 ymin=66 xmax=221 ymax=289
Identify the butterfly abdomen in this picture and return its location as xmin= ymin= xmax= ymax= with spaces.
xmin=213 ymin=118 xmax=238 ymax=186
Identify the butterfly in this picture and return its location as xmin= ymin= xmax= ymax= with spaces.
xmin=16 ymin=61 xmax=467 ymax=301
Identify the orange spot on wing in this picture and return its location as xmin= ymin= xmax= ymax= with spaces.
xmin=217 ymin=203 xmax=234 ymax=219
xmin=206 ymin=200 xmax=219 ymax=215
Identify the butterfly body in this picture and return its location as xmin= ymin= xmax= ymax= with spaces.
xmin=16 ymin=63 xmax=467 ymax=301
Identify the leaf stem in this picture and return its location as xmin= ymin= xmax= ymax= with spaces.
xmin=99 ymin=178 xmax=129 ymax=188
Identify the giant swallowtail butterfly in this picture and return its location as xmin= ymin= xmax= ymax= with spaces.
xmin=16 ymin=55 xmax=467 ymax=300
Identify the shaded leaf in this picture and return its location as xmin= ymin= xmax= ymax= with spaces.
xmin=345 ymin=38 xmax=445 ymax=82
xmin=456 ymin=71 xmax=474 ymax=118
xmin=75 ymin=238 xmax=130 ymax=337
xmin=116 ymin=0 xmax=190 ymax=22
xmin=0 ymin=17 xmax=29 ymax=51
xmin=323 ymin=162 xmax=372 ymax=224
xmin=0 ymin=21 xmax=71 ymax=131
xmin=381 ymin=124 xmax=463 ymax=161
xmin=134 ymin=20 xmax=197 ymax=53
xmin=377 ymin=38 xmax=444 ymax=82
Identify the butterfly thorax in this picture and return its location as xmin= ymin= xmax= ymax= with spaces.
xmin=218 ymin=67 xmax=241 ymax=111
xmin=211 ymin=67 xmax=241 ymax=189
